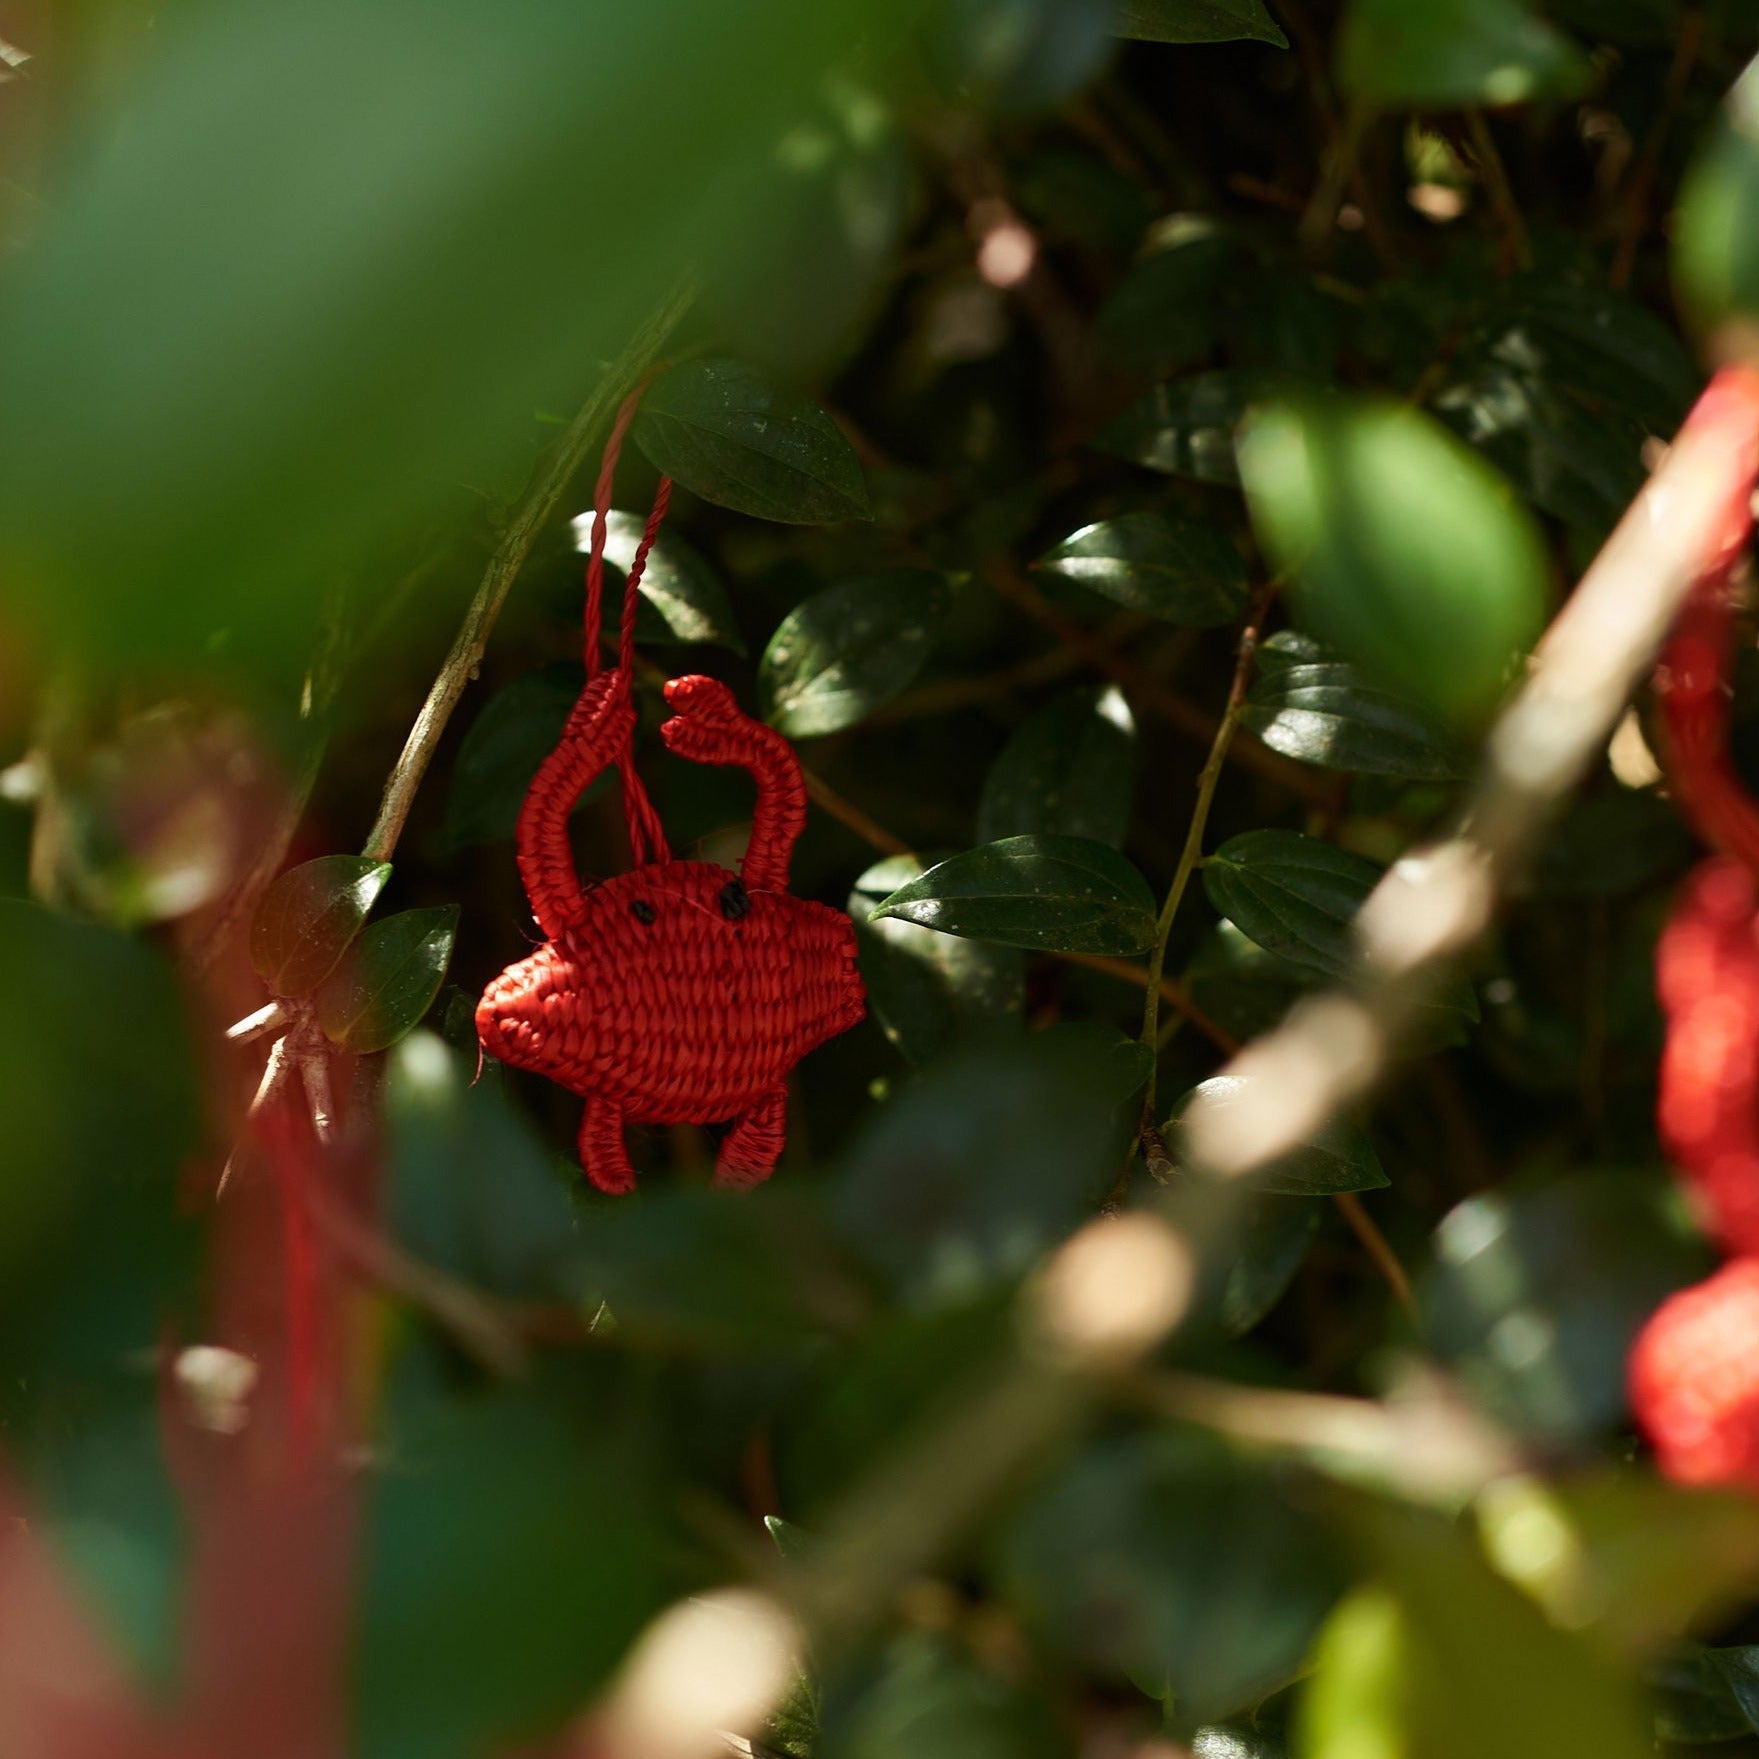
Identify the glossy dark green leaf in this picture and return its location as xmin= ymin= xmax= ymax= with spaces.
xmin=316 ymin=905 xmax=458 ymax=1054
xmin=1095 ymin=370 xmax=1258 ymax=484
xmin=357 ymin=1376 xmax=672 ymax=1759
xmin=1651 ymin=1646 xmax=1759 ymax=1744
xmin=1095 ymin=231 xmax=1237 ymax=376
xmin=1675 ymin=57 xmax=1759 ymax=339
xmin=1243 ymin=631 xmax=1467 ymax=780
xmin=1336 ymin=0 xmax=1593 ymax=107
xmin=1241 ymin=396 xmax=1549 ymax=726
xmin=1116 ymin=0 xmax=1289 ymax=45
xmin=1000 ymin=1431 xmax=1342 ymax=1730
xmin=633 ymin=357 xmax=870 ymax=523
xmin=1036 ymin=510 xmax=1250 ymax=626
xmin=1423 ymin=1172 xmax=1711 ymax=1442
xmin=871 ymin=834 xmax=1158 ymax=956
xmin=831 ymin=1029 xmax=1127 ymax=1308
xmin=760 ymin=571 xmax=950 ymax=737
xmin=575 ymin=509 xmax=745 ymax=651
xmin=1178 ymin=1076 xmax=1389 ymax=1195
xmin=442 ymin=667 xmax=586 ymax=851
xmin=249 ymin=854 xmax=392 ymax=997
xmin=977 ymin=685 xmax=1138 ymax=846
xmin=387 ymin=1032 xmax=583 ymax=1300
xmin=1193 ymin=1725 xmax=1290 ymax=1759
xmin=850 ymin=856 xmax=1027 ymax=1067
xmin=1202 ymin=829 xmax=1381 ymax=980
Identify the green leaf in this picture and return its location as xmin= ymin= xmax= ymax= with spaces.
xmin=316 ymin=905 xmax=458 ymax=1054
xmin=871 ymin=834 xmax=1158 ymax=956
xmin=1116 ymin=0 xmax=1289 ymax=46
xmin=1336 ymin=0 xmax=1593 ymax=108
xmin=832 ymin=1029 xmax=1125 ymax=1310
xmin=1000 ymin=1431 xmax=1342 ymax=1730
xmin=1243 ymin=631 xmax=1467 ymax=780
xmin=249 ymin=854 xmax=392 ymax=997
xmin=938 ymin=0 xmax=1117 ymax=114
xmin=977 ymin=685 xmax=1138 ymax=846
xmin=1216 ymin=1198 xmax=1320 ymax=1337
xmin=1095 ymin=230 xmax=1237 ymax=376
xmin=1675 ymin=57 xmax=1759 ymax=339
xmin=357 ymin=1375 xmax=672 ymax=1759
xmin=1095 ymin=370 xmax=1258 ymax=484
xmin=1652 ymin=1646 xmax=1759 ymax=1745
xmin=1424 ymin=1172 xmax=1711 ymax=1442
xmin=1036 ymin=510 xmax=1250 ymax=626
xmin=760 ymin=570 xmax=950 ymax=737
xmin=1202 ymin=828 xmax=1381 ymax=981
xmin=443 ymin=667 xmax=589 ymax=851
xmin=633 ymin=357 xmax=870 ymax=523
xmin=387 ymin=1033 xmax=583 ymax=1300
xmin=850 ymin=855 xmax=1027 ymax=1067
xmin=576 ymin=509 xmax=745 ymax=651
xmin=1178 ymin=1076 xmax=1389 ymax=1195
xmin=1240 ymin=396 xmax=1549 ymax=726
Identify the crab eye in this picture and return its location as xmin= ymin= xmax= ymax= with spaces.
xmin=630 ymin=898 xmax=656 ymax=925
xmin=718 ymin=878 xmax=751 ymax=922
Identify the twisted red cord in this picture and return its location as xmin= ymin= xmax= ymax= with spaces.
xmin=1630 ymin=365 xmax=1759 ymax=1490
xmin=479 ymin=372 xmax=865 ymax=1194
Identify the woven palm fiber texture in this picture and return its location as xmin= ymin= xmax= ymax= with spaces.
xmin=1628 ymin=367 xmax=1759 ymax=1488
xmin=475 ymin=383 xmax=865 ymax=1195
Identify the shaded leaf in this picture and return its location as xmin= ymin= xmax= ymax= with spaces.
xmin=250 ymin=853 xmax=391 ymax=997
xmin=1177 ymin=1076 xmax=1389 ymax=1195
xmin=1202 ymin=828 xmax=1381 ymax=981
xmin=1095 ymin=231 xmax=1237 ymax=376
xmin=1337 ymin=0 xmax=1593 ymax=108
xmin=1036 ymin=510 xmax=1250 ymax=626
xmin=1241 ymin=395 xmax=1549 ymax=725
xmin=316 ymin=905 xmax=458 ymax=1054
xmin=1651 ymin=1646 xmax=1759 ymax=1745
xmin=760 ymin=571 xmax=950 ymax=737
xmin=633 ymin=357 xmax=870 ymax=523
xmin=1095 ymin=370 xmax=1258 ymax=484
xmin=977 ymin=685 xmax=1138 ymax=847
xmin=1116 ymin=0 xmax=1288 ymax=45
xmin=443 ymin=667 xmax=587 ymax=851
xmin=871 ymin=834 xmax=1158 ymax=956
xmin=1244 ymin=631 xmax=1467 ymax=780
xmin=1217 ymin=1198 xmax=1321 ymax=1337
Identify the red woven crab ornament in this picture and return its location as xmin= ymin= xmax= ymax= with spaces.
xmin=476 ymin=384 xmax=865 ymax=1194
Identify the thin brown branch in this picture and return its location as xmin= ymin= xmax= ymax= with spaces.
xmin=1333 ymin=1191 xmax=1418 ymax=1324
xmin=801 ymin=767 xmax=914 ymax=859
xmin=361 ymin=281 xmax=692 ymax=864
xmin=1610 ymin=5 xmax=1705 ymax=290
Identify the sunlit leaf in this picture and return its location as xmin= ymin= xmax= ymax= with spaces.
xmin=871 ymin=834 xmax=1158 ymax=956
xmin=1178 ymin=1076 xmax=1389 ymax=1195
xmin=1037 ymin=510 xmax=1250 ymax=626
xmin=575 ymin=510 xmax=745 ymax=652
xmin=1202 ymin=828 xmax=1382 ymax=980
xmin=250 ymin=854 xmax=391 ymax=997
xmin=1675 ymin=56 xmax=1759 ymax=339
xmin=316 ymin=905 xmax=458 ymax=1053
xmin=1336 ymin=0 xmax=1592 ymax=108
xmin=1096 ymin=370 xmax=1259 ymax=484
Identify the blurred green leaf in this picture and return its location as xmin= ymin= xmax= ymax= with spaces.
xmin=1241 ymin=396 xmax=1549 ymax=726
xmin=1036 ymin=510 xmax=1251 ymax=626
xmin=634 ymin=357 xmax=871 ymax=523
xmin=357 ymin=1374 xmax=672 ymax=1759
xmin=1096 ymin=370 xmax=1259 ymax=484
xmin=1651 ymin=1646 xmax=1759 ymax=1745
xmin=831 ymin=1028 xmax=1126 ymax=1309
xmin=1217 ymin=1198 xmax=1321 ymax=1337
xmin=1202 ymin=829 xmax=1381 ymax=981
xmin=760 ymin=571 xmax=950 ymax=737
xmin=1336 ymin=0 xmax=1592 ymax=108
xmin=249 ymin=854 xmax=391 ymax=997
xmin=443 ymin=667 xmax=586 ymax=851
xmin=1095 ymin=232 xmax=1237 ymax=376
xmin=1178 ymin=1076 xmax=1389 ymax=1195
xmin=1244 ymin=633 xmax=1467 ymax=781
xmin=1116 ymin=0 xmax=1289 ymax=45
xmin=1424 ymin=1172 xmax=1710 ymax=1442
xmin=850 ymin=855 xmax=1027 ymax=1067
xmin=938 ymin=0 xmax=1118 ymax=112
xmin=1001 ymin=1431 xmax=1342 ymax=1730
xmin=1675 ymin=57 xmax=1759 ymax=339
xmin=387 ymin=1032 xmax=583 ymax=1300
xmin=316 ymin=905 xmax=458 ymax=1054
xmin=871 ymin=834 xmax=1158 ymax=956
xmin=977 ymin=685 xmax=1138 ymax=846
xmin=578 ymin=510 xmax=745 ymax=652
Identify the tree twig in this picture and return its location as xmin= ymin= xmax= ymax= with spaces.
xmin=361 ymin=281 xmax=693 ymax=864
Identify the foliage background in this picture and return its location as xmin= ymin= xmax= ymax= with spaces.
xmin=6 ymin=1 xmax=1759 ymax=1755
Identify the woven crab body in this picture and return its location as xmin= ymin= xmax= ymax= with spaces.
xmin=477 ymin=668 xmax=865 ymax=1194
xmin=478 ymin=860 xmax=862 ymax=1125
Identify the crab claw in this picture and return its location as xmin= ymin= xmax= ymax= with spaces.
xmin=660 ymin=674 xmax=749 ymax=761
